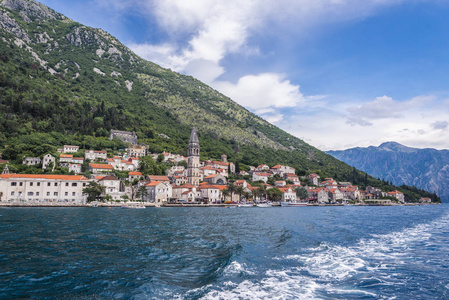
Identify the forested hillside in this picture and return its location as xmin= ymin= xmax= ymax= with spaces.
xmin=0 ymin=0 xmax=439 ymax=202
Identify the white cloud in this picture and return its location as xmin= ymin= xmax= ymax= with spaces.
xmin=212 ymin=73 xmax=306 ymax=122
xmin=279 ymin=94 xmax=449 ymax=150
xmin=92 ymin=0 xmax=449 ymax=150
xmin=346 ymin=95 xmax=435 ymax=127
xmin=129 ymin=0 xmax=406 ymax=81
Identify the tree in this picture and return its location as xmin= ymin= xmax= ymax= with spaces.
xmin=227 ymin=182 xmax=237 ymax=202
xmin=251 ymin=188 xmax=260 ymax=202
xmin=295 ymin=187 xmax=309 ymax=201
xmin=221 ymin=189 xmax=230 ymax=202
xmin=83 ymin=182 xmax=105 ymax=202
xmin=157 ymin=153 xmax=165 ymax=163
xmin=0 ymin=191 xmax=3 ymax=201
xmin=235 ymin=186 xmax=244 ymax=203
xmin=258 ymin=185 xmax=268 ymax=201
xmin=103 ymin=194 xmax=113 ymax=202
xmin=267 ymin=188 xmax=283 ymax=202
xmin=136 ymin=186 xmax=149 ymax=201
xmin=177 ymin=160 xmax=188 ymax=168
xmin=243 ymin=191 xmax=251 ymax=202
xmin=138 ymin=155 xmax=158 ymax=176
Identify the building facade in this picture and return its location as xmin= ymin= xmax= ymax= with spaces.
xmin=110 ymin=130 xmax=138 ymax=145
xmin=0 ymin=174 xmax=89 ymax=203
xmin=187 ymin=127 xmax=200 ymax=187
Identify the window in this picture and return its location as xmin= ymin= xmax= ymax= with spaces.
xmin=11 ymin=192 xmax=14 ymax=196
xmin=11 ymin=182 xmax=17 ymax=186
xmin=83 ymin=183 xmax=86 ymax=187
xmin=30 ymin=182 xmax=33 ymax=186
xmin=72 ymin=183 xmax=77 ymax=187
xmin=47 ymin=192 xmax=50 ymax=196
xmin=54 ymin=192 xmax=58 ymax=196
xmin=54 ymin=183 xmax=58 ymax=186
xmin=36 ymin=192 xmax=39 ymax=196
xmin=65 ymin=192 xmax=68 ymax=196
xmin=48 ymin=182 xmax=51 ymax=186
xmin=65 ymin=183 xmax=69 ymax=187
xmin=72 ymin=192 xmax=76 ymax=196
xmin=37 ymin=182 xmax=40 ymax=187
xmin=28 ymin=192 xmax=33 ymax=196
xmin=19 ymin=182 xmax=23 ymax=186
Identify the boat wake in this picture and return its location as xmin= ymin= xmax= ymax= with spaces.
xmin=196 ymin=212 xmax=449 ymax=299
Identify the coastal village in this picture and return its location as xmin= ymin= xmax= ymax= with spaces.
xmin=0 ymin=128 xmax=432 ymax=206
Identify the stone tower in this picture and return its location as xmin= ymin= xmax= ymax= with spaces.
xmin=187 ymin=127 xmax=200 ymax=186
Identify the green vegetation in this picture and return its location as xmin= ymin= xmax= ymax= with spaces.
xmin=0 ymin=1 xmax=440 ymax=202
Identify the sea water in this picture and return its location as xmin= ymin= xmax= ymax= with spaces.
xmin=0 ymin=205 xmax=448 ymax=299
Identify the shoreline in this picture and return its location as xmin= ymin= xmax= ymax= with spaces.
xmin=0 ymin=202 xmax=439 ymax=207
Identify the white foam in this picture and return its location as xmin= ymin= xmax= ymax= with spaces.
xmin=198 ymin=213 xmax=449 ymax=299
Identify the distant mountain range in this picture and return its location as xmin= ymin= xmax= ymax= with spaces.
xmin=327 ymin=142 xmax=449 ymax=202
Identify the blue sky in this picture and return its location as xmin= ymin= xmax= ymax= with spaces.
xmin=39 ymin=0 xmax=449 ymax=150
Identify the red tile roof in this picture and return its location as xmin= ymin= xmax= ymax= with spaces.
xmin=89 ymin=163 xmax=113 ymax=170
xmin=148 ymin=175 xmax=170 ymax=181
xmin=129 ymin=172 xmax=142 ymax=176
xmin=145 ymin=181 xmax=162 ymax=187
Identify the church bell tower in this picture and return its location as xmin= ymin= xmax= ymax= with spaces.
xmin=187 ymin=127 xmax=200 ymax=186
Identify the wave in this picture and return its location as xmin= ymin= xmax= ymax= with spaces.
xmin=197 ymin=212 xmax=449 ymax=299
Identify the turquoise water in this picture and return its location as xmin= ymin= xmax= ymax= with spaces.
xmin=1 ymin=205 xmax=448 ymax=299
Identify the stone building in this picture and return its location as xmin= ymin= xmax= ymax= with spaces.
xmin=126 ymin=144 xmax=147 ymax=158
xmin=187 ymin=127 xmax=200 ymax=187
xmin=42 ymin=154 xmax=55 ymax=171
xmin=110 ymin=130 xmax=138 ymax=145
xmin=23 ymin=157 xmax=41 ymax=166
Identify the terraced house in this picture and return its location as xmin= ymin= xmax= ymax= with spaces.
xmin=0 ymin=174 xmax=90 ymax=204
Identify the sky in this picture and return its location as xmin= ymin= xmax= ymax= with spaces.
xmin=38 ymin=0 xmax=449 ymax=151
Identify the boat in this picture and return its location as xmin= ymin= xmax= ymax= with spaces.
xmin=281 ymin=201 xmax=308 ymax=207
xmin=238 ymin=203 xmax=254 ymax=207
xmin=257 ymin=202 xmax=272 ymax=208
xmin=121 ymin=204 xmax=146 ymax=209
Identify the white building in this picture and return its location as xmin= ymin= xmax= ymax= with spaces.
xmin=271 ymin=165 xmax=295 ymax=176
xmin=252 ymin=172 xmax=270 ymax=183
xmin=59 ymin=154 xmax=73 ymax=163
xmin=42 ymin=154 xmax=55 ymax=171
xmin=107 ymin=157 xmax=135 ymax=171
xmin=279 ymin=187 xmax=296 ymax=201
xmin=198 ymin=184 xmax=223 ymax=203
xmin=68 ymin=164 xmax=82 ymax=174
xmin=144 ymin=181 xmax=172 ymax=203
xmin=126 ymin=145 xmax=147 ymax=158
xmin=0 ymin=174 xmax=89 ymax=204
xmin=22 ymin=157 xmax=41 ymax=166
xmin=128 ymin=171 xmax=143 ymax=182
xmin=85 ymin=150 xmax=107 ymax=161
xmin=89 ymin=163 xmax=113 ymax=173
xmin=98 ymin=175 xmax=126 ymax=201
xmin=63 ymin=145 xmax=79 ymax=153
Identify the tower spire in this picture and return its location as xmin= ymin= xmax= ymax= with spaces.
xmin=187 ymin=127 xmax=200 ymax=187
xmin=189 ymin=127 xmax=199 ymax=144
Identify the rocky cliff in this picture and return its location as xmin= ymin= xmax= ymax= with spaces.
xmin=327 ymin=142 xmax=449 ymax=202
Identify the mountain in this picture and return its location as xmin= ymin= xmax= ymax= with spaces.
xmin=327 ymin=142 xmax=449 ymax=202
xmin=0 ymin=0 xmax=439 ymax=202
